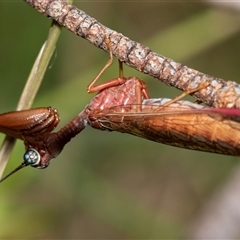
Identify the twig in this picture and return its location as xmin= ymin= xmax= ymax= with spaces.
xmin=25 ymin=0 xmax=240 ymax=108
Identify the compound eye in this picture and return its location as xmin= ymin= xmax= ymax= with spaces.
xmin=23 ymin=149 xmax=41 ymax=167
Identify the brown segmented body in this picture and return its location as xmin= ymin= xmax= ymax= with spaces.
xmin=85 ymin=77 xmax=240 ymax=156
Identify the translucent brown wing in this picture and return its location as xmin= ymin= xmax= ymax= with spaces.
xmin=88 ymin=101 xmax=240 ymax=156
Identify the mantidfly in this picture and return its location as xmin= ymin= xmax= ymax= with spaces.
xmin=84 ymin=39 xmax=240 ymax=156
xmin=2 ymin=41 xmax=240 ymax=183
xmin=0 ymin=107 xmax=88 ymax=182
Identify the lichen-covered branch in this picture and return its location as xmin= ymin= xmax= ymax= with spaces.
xmin=25 ymin=0 xmax=240 ymax=108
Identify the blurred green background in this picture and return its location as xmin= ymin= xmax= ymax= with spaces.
xmin=1 ymin=1 xmax=240 ymax=238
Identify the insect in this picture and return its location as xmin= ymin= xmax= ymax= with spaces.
xmin=2 ymin=39 xmax=239 ymax=182
xmin=84 ymin=40 xmax=240 ymax=156
xmin=0 ymin=107 xmax=88 ymax=182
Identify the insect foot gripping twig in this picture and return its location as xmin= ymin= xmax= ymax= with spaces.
xmin=161 ymin=82 xmax=210 ymax=107
xmin=87 ymin=38 xmax=114 ymax=93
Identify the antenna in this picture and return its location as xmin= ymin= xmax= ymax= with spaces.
xmin=0 ymin=149 xmax=41 ymax=183
xmin=0 ymin=162 xmax=27 ymax=183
